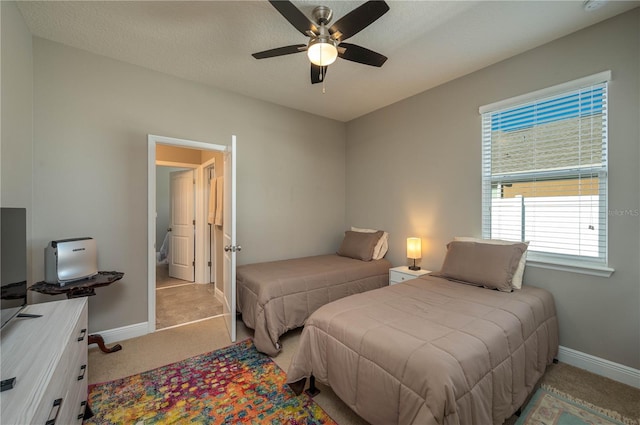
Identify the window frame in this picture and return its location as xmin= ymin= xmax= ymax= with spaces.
xmin=479 ymin=71 xmax=614 ymax=277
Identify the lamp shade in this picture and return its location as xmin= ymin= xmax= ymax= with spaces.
xmin=407 ymin=237 xmax=422 ymax=259
xmin=307 ymin=38 xmax=338 ymax=66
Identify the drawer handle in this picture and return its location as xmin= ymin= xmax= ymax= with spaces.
xmin=77 ymin=400 xmax=87 ymax=420
xmin=77 ymin=328 xmax=87 ymax=342
xmin=77 ymin=364 xmax=87 ymax=381
xmin=45 ymin=398 xmax=63 ymax=425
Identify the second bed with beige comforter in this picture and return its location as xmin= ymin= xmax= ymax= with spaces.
xmin=237 ymin=254 xmax=391 ymax=356
xmin=287 ymin=274 xmax=559 ymax=425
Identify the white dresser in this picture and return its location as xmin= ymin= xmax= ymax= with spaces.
xmin=1 ymin=298 xmax=89 ymax=425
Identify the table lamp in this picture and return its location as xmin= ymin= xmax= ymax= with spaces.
xmin=407 ymin=237 xmax=422 ymax=271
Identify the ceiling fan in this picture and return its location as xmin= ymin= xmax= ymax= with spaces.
xmin=252 ymin=0 xmax=390 ymax=84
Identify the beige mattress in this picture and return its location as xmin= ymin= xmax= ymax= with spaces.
xmin=286 ymin=274 xmax=559 ymax=425
xmin=237 ymin=254 xmax=391 ymax=356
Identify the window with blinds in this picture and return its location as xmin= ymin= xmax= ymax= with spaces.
xmin=480 ymin=73 xmax=609 ymax=268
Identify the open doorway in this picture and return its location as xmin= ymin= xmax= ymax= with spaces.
xmin=155 ymin=164 xmax=221 ymax=329
xmin=156 ymin=166 xmax=195 ymax=283
xmin=148 ymin=137 xmax=227 ymax=332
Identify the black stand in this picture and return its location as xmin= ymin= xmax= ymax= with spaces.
xmin=288 ymin=375 xmax=321 ymax=397
xmin=305 ymin=375 xmax=320 ymax=397
xmin=408 ymin=258 xmax=421 ymax=271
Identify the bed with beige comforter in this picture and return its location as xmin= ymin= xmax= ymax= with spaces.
xmin=286 ymin=274 xmax=559 ymax=425
xmin=236 ymin=254 xmax=391 ymax=356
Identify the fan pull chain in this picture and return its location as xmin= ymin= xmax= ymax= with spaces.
xmin=321 ymin=67 xmax=326 ymax=94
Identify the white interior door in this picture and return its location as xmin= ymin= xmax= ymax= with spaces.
xmin=222 ymin=136 xmax=237 ymax=342
xmin=169 ymin=170 xmax=195 ymax=282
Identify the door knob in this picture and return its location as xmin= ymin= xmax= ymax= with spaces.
xmin=236 ymin=246 xmax=242 ymax=252
xmin=224 ymin=245 xmax=231 ymax=252
xmin=167 ymin=228 xmax=172 ymax=232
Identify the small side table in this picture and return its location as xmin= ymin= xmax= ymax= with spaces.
xmin=29 ymin=271 xmax=124 ymax=354
xmin=389 ymin=266 xmax=431 ymax=285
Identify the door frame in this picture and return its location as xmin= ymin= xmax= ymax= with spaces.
xmin=147 ymin=135 xmax=226 ymax=334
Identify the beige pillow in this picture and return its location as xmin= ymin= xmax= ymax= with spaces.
xmin=351 ymin=227 xmax=389 ymax=260
xmin=337 ymin=230 xmax=384 ymax=261
xmin=436 ymin=240 xmax=528 ymax=292
xmin=454 ymin=237 xmax=529 ymax=289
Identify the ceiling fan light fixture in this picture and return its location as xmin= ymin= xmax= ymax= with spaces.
xmin=252 ymin=0 xmax=390 ymax=84
xmin=307 ymin=37 xmax=338 ymax=66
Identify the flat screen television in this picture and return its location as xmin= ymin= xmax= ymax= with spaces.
xmin=1 ymin=208 xmax=28 ymax=328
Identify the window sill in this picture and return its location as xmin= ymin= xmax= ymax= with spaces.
xmin=526 ymin=257 xmax=614 ymax=277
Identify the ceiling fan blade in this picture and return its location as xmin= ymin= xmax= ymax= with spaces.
xmin=311 ymin=64 xmax=328 ymax=84
xmin=269 ymin=0 xmax=318 ymax=36
xmin=338 ymin=43 xmax=387 ymax=67
xmin=330 ymin=0 xmax=389 ymax=42
xmin=252 ymin=44 xmax=306 ymax=59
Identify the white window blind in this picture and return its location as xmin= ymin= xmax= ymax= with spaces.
xmin=481 ymin=75 xmax=609 ymax=268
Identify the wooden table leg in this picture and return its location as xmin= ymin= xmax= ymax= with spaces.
xmin=88 ymin=334 xmax=122 ymax=354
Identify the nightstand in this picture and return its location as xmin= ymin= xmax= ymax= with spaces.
xmin=389 ymin=266 xmax=430 ymax=285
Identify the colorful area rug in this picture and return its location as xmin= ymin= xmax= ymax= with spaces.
xmin=85 ymin=339 xmax=336 ymax=425
xmin=516 ymin=385 xmax=639 ymax=425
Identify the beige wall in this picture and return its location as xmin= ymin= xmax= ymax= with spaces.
xmin=30 ymin=37 xmax=347 ymax=333
xmin=1 ymin=2 xmax=34 ymax=289
xmin=346 ymin=9 xmax=640 ymax=369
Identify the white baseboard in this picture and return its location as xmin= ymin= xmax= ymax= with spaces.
xmin=558 ymin=345 xmax=640 ymax=389
xmin=93 ymin=322 xmax=149 ymax=345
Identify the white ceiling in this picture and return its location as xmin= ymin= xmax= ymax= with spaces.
xmin=16 ymin=0 xmax=639 ymax=122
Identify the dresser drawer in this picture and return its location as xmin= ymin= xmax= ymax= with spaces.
xmin=31 ymin=372 xmax=68 ymax=425
xmin=64 ymin=330 xmax=89 ymax=425
xmin=58 ymin=301 xmax=89 ymax=425
xmin=32 ymin=331 xmax=84 ymax=425
xmin=58 ymin=375 xmax=88 ymax=425
xmin=389 ymin=270 xmax=411 ymax=284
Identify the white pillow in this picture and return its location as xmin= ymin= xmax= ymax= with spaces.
xmin=453 ymin=237 xmax=529 ymax=290
xmin=351 ymin=227 xmax=389 ymax=260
